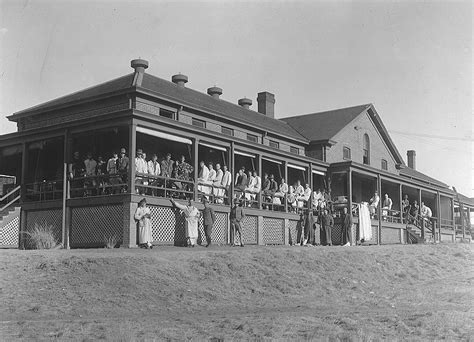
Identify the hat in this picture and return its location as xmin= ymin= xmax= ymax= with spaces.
xmin=137 ymin=149 xmax=143 ymax=155
xmin=120 ymin=148 xmax=126 ymax=154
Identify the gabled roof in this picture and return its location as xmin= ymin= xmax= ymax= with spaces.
xmin=282 ymin=104 xmax=405 ymax=165
xmin=281 ymin=104 xmax=371 ymax=142
xmin=399 ymin=166 xmax=449 ymax=188
xmin=138 ymin=74 xmax=307 ymax=142
xmin=10 ymin=74 xmax=135 ymax=117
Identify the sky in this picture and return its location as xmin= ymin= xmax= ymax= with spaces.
xmin=0 ymin=0 xmax=472 ymax=196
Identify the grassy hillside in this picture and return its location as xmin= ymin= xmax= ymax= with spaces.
xmin=1 ymin=243 xmax=473 ymax=341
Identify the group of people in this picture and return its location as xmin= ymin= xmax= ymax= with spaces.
xmin=367 ymin=191 xmax=433 ymax=227
xmin=197 ymin=161 xmax=232 ymax=203
xmin=294 ymin=207 xmax=352 ymax=247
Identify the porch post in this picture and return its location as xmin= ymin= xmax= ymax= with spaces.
xmin=193 ymin=138 xmax=199 ymax=201
xmin=129 ymin=122 xmax=137 ymax=195
xmin=62 ymin=129 xmax=69 ymax=249
xmin=436 ymin=191 xmax=441 ymax=243
xmin=283 ymin=161 xmax=288 ymax=213
xmin=348 ymin=168 xmax=353 ymax=245
xmin=230 ymin=141 xmax=235 ymax=202
xmin=308 ymin=163 xmax=313 ymax=210
xmin=377 ymin=174 xmax=382 ymax=245
xmin=257 ymin=154 xmax=262 ymax=209
xmin=18 ymin=142 xmax=27 ymax=249
xmin=399 ymin=183 xmax=403 ymax=224
xmin=451 ymin=198 xmax=456 ymax=234
xmin=418 ymin=189 xmax=424 ymax=240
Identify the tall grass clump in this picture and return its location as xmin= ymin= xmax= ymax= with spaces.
xmin=104 ymin=234 xmax=118 ymax=249
xmin=25 ymin=223 xmax=58 ymax=249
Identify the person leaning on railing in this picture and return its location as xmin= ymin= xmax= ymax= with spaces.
xmin=381 ymin=193 xmax=393 ymax=221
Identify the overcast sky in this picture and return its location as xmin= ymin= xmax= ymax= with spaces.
xmin=0 ymin=0 xmax=472 ymax=196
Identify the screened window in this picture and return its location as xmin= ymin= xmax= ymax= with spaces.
xmin=381 ymin=159 xmax=388 ymax=171
xmin=363 ymin=134 xmax=370 ymax=165
xmin=290 ymin=146 xmax=299 ymax=155
xmin=221 ymin=127 xmax=234 ymax=136
xmin=247 ymin=133 xmax=258 ymax=143
xmin=192 ymin=118 xmax=206 ymax=128
xmin=159 ymin=108 xmax=175 ymax=120
xmin=269 ymin=140 xmax=279 ymax=149
xmin=343 ymin=146 xmax=351 ymax=160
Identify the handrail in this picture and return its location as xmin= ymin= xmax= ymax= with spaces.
xmin=0 ymin=195 xmax=20 ymax=212
xmin=0 ymin=185 xmax=21 ymax=202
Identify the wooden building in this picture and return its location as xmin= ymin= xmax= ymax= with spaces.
xmin=0 ymin=59 xmax=471 ymax=248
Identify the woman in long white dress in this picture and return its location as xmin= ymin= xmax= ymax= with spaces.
xmin=170 ymin=198 xmax=200 ymax=247
xmin=134 ymin=198 xmax=153 ymax=249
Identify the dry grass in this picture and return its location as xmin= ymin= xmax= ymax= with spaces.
xmin=0 ymin=243 xmax=472 ymax=341
xmin=104 ymin=234 xmax=118 ymax=249
xmin=23 ymin=223 xmax=58 ymax=249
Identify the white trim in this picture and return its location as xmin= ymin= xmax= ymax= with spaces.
xmin=137 ymin=126 xmax=192 ymax=145
xmin=312 ymin=170 xmax=325 ymax=176
xmin=199 ymin=142 xmax=227 ymax=152
xmin=262 ymin=156 xmax=282 ymax=165
xmin=235 ymin=150 xmax=256 ymax=158
xmin=288 ymin=163 xmax=306 ymax=171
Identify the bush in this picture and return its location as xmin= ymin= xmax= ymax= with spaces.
xmin=104 ymin=234 xmax=118 ymax=249
xmin=25 ymin=223 xmax=58 ymax=249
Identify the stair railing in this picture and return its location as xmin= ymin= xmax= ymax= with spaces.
xmin=0 ymin=185 xmax=21 ymax=212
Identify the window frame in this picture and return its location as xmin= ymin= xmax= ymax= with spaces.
xmin=269 ymin=140 xmax=279 ymax=149
xmin=192 ymin=118 xmax=206 ymax=129
xmin=159 ymin=108 xmax=176 ymax=120
xmin=363 ymin=134 xmax=370 ymax=165
xmin=343 ymin=146 xmax=351 ymax=160
xmin=221 ymin=126 xmax=234 ymax=136
xmin=290 ymin=146 xmax=299 ymax=155
xmin=381 ymin=159 xmax=388 ymax=171
xmin=246 ymin=133 xmax=259 ymax=143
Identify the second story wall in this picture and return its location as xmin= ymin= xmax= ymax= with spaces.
xmin=327 ymin=112 xmax=399 ymax=173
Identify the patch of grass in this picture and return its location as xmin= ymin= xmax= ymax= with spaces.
xmin=24 ymin=223 xmax=58 ymax=249
xmin=104 ymin=234 xmax=118 ymax=249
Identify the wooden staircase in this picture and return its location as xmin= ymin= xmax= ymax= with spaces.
xmin=0 ymin=185 xmax=21 ymax=248
xmin=406 ymin=218 xmax=435 ymax=244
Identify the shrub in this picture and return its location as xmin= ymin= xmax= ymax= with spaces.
xmin=25 ymin=223 xmax=58 ymax=249
xmin=104 ymin=234 xmax=118 ymax=249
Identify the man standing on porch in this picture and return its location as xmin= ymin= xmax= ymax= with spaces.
xmin=341 ymin=207 xmax=352 ymax=246
xmin=170 ymin=198 xmax=200 ymax=247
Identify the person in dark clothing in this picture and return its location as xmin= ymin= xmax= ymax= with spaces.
xmin=303 ymin=211 xmax=315 ymax=246
xmin=321 ymin=209 xmax=334 ymax=246
xmin=230 ymin=198 xmax=245 ymax=247
xmin=202 ymin=198 xmax=216 ymax=247
xmin=341 ymin=207 xmax=352 ymax=246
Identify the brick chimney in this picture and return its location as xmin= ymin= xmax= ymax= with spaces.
xmin=172 ymin=73 xmax=188 ymax=87
xmin=257 ymin=91 xmax=275 ymax=118
xmin=238 ymin=97 xmax=252 ymax=109
xmin=207 ymin=86 xmax=223 ymax=99
xmin=131 ymin=59 xmax=148 ymax=87
xmin=407 ymin=150 xmax=416 ymax=170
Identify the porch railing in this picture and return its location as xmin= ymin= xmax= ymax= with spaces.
xmin=25 ymin=180 xmax=63 ymax=201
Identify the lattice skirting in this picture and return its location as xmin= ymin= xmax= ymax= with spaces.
xmin=25 ymin=209 xmax=62 ymax=249
xmin=441 ymin=233 xmax=454 ymax=243
xmin=354 ymin=223 xmax=378 ymax=244
xmin=381 ymin=227 xmax=402 ymax=244
xmin=0 ymin=216 xmax=19 ymax=247
xmin=262 ymin=217 xmax=284 ymax=245
xmin=70 ymin=205 xmax=124 ymax=248
xmin=237 ymin=215 xmax=257 ymax=245
xmin=149 ymin=205 xmax=228 ymax=245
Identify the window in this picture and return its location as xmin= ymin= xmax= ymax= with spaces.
xmin=192 ymin=118 xmax=206 ymax=128
xmin=159 ymin=108 xmax=175 ymax=120
xmin=363 ymin=134 xmax=370 ymax=165
xmin=290 ymin=146 xmax=299 ymax=155
xmin=221 ymin=126 xmax=234 ymax=136
xmin=381 ymin=159 xmax=388 ymax=171
xmin=247 ymin=133 xmax=258 ymax=143
xmin=269 ymin=140 xmax=279 ymax=149
xmin=343 ymin=146 xmax=351 ymax=160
